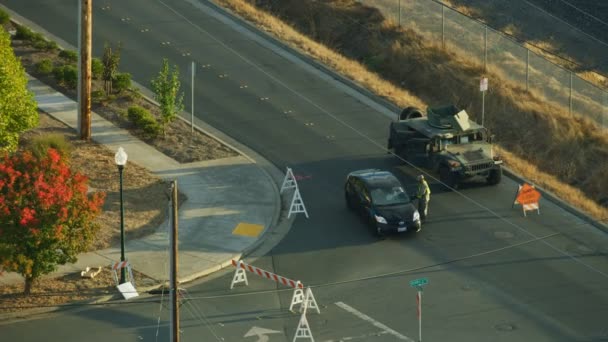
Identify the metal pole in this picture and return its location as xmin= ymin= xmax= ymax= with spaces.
xmin=526 ymin=49 xmax=530 ymax=91
xmin=170 ymin=180 xmax=180 ymax=342
xmin=118 ymin=165 xmax=126 ymax=284
xmin=441 ymin=5 xmax=445 ymax=49
xmin=569 ymin=72 xmax=573 ymax=116
xmin=484 ymin=26 xmax=488 ymax=72
xmin=79 ymin=0 xmax=92 ymax=141
xmin=191 ymin=61 xmax=195 ymax=134
xmin=398 ymin=0 xmax=401 ymax=27
xmin=77 ymin=0 xmax=82 ymax=136
xmin=418 ymin=290 xmax=422 ymax=342
xmin=482 ymin=90 xmax=485 ymax=126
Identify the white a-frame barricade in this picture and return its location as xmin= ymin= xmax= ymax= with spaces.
xmin=293 ymin=312 xmax=314 ymax=342
xmin=290 ymin=286 xmax=320 ymax=314
xmin=288 ymin=188 xmax=309 ymax=219
xmin=281 ymin=167 xmax=298 ymax=193
xmin=281 ymin=167 xmax=310 ymax=219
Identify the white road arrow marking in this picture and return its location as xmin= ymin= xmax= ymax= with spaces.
xmin=244 ymin=326 xmax=281 ymax=342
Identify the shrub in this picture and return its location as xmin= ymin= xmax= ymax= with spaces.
xmin=59 ymin=49 xmax=78 ymax=63
xmin=52 ymin=65 xmax=66 ymax=83
xmin=32 ymin=38 xmax=57 ymax=51
xmin=124 ymin=87 xmax=142 ymax=101
xmin=92 ymin=58 xmax=103 ymax=79
xmin=91 ymin=90 xmax=105 ymax=101
xmin=0 ymin=8 xmax=9 ymax=25
xmin=15 ymin=25 xmax=35 ymax=41
xmin=53 ymin=65 xmax=78 ymax=89
xmin=127 ymin=105 xmax=160 ymax=136
xmin=113 ymin=72 xmax=132 ymax=93
xmin=62 ymin=65 xmax=78 ymax=89
xmin=35 ymin=59 xmax=54 ymax=75
xmin=28 ymin=134 xmax=72 ymax=160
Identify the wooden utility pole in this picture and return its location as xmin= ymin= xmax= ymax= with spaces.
xmin=79 ymin=0 xmax=92 ymax=141
xmin=170 ymin=180 xmax=180 ymax=342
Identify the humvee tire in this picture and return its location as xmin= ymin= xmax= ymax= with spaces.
xmin=439 ymin=166 xmax=458 ymax=190
xmin=399 ymin=107 xmax=424 ymax=120
xmin=487 ymin=168 xmax=502 ymax=185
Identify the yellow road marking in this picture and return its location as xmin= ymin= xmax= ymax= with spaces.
xmin=232 ymin=223 xmax=264 ymax=237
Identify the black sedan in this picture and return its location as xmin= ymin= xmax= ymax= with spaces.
xmin=345 ymin=169 xmax=421 ymax=236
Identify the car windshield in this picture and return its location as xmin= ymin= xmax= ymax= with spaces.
xmin=369 ymin=185 xmax=410 ymax=206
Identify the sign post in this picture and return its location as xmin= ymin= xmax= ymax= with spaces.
xmin=480 ymin=77 xmax=488 ymax=126
xmin=409 ymin=277 xmax=429 ymax=342
xmin=191 ymin=61 xmax=196 ymax=134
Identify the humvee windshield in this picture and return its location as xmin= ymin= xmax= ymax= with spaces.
xmin=440 ymin=131 xmax=485 ymax=149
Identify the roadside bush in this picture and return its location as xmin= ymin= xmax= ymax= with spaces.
xmin=62 ymin=65 xmax=78 ymax=89
xmin=0 ymin=8 xmax=10 ymax=25
xmin=59 ymin=49 xmax=78 ymax=63
xmin=35 ymin=59 xmax=54 ymax=75
xmin=28 ymin=134 xmax=72 ymax=160
xmin=53 ymin=65 xmax=78 ymax=89
xmin=52 ymin=65 xmax=66 ymax=83
xmin=127 ymin=106 xmax=160 ymax=136
xmin=92 ymin=58 xmax=103 ymax=79
xmin=32 ymin=38 xmax=57 ymax=51
xmin=15 ymin=25 xmax=35 ymax=41
xmin=113 ymin=73 xmax=132 ymax=93
xmin=91 ymin=90 xmax=105 ymax=101
xmin=124 ymin=87 xmax=142 ymax=101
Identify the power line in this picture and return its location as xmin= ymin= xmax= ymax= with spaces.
xmin=551 ymin=0 xmax=608 ymax=30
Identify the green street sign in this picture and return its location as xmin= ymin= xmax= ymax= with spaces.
xmin=409 ymin=278 xmax=428 ymax=288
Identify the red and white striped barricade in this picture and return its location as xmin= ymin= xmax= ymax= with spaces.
xmin=230 ymin=259 xmax=319 ymax=314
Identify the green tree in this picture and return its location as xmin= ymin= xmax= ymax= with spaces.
xmin=0 ymin=29 xmax=38 ymax=152
xmin=102 ymin=42 xmax=121 ymax=95
xmin=151 ymin=58 xmax=184 ymax=137
xmin=0 ymin=148 xmax=105 ymax=294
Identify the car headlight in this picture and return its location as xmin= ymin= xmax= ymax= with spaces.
xmin=413 ymin=210 xmax=420 ymax=222
xmin=374 ymin=215 xmax=387 ymax=224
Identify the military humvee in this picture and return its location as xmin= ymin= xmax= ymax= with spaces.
xmin=387 ymin=105 xmax=502 ymax=188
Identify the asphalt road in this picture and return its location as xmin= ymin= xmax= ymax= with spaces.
xmin=1 ymin=0 xmax=608 ymax=341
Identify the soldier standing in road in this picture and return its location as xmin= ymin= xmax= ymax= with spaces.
xmin=416 ymin=175 xmax=431 ymax=222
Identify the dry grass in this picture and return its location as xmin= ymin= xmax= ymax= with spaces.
xmin=212 ymin=0 xmax=608 ymax=222
xmin=441 ymin=0 xmax=608 ymax=89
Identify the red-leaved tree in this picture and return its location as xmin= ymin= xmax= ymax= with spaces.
xmin=0 ymin=148 xmax=105 ymax=294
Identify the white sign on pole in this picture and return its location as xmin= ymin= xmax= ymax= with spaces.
xmin=480 ymin=77 xmax=488 ymax=92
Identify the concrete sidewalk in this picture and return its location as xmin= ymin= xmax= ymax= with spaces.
xmin=0 ymin=75 xmax=282 ymax=288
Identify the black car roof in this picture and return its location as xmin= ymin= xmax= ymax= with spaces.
xmin=349 ymin=169 xmax=401 ymax=187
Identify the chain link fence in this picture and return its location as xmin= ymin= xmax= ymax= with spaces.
xmin=357 ymin=0 xmax=608 ymax=131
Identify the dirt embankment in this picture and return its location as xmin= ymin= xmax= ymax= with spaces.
xmin=217 ymin=0 xmax=607 ymax=220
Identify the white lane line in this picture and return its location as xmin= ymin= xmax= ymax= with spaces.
xmin=335 ymin=302 xmax=415 ymax=342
